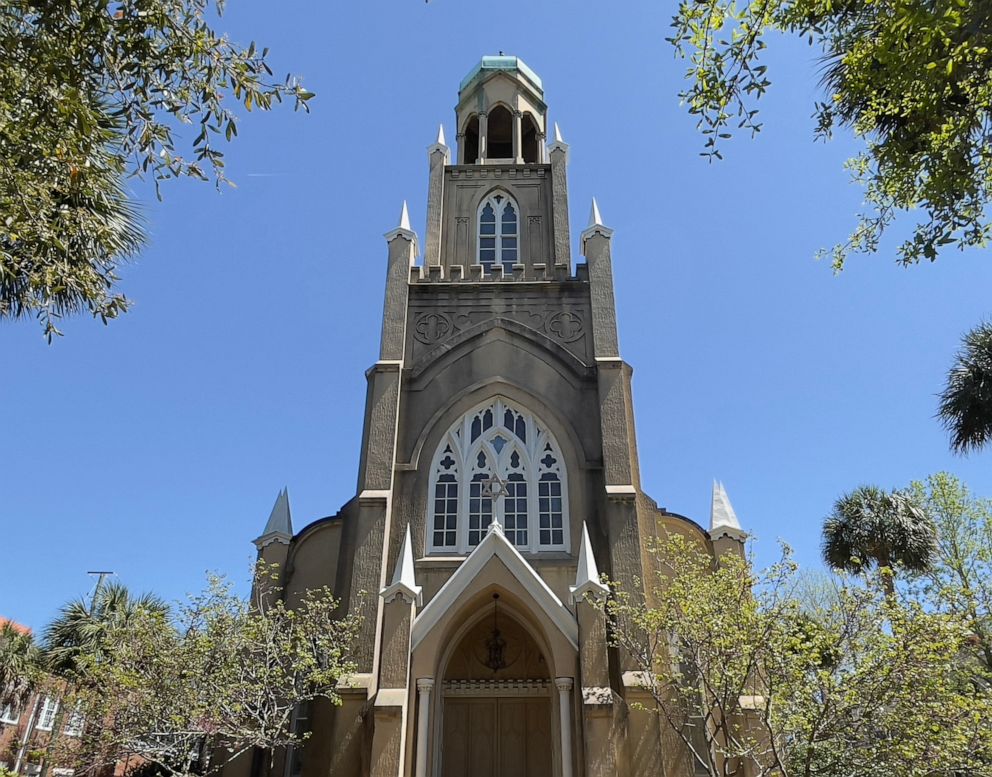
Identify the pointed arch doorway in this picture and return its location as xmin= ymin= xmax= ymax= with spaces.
xmin=438 ymin=596 xmax=553 ymax=777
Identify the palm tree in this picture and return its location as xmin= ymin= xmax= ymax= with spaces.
xmin=822 ymin=485 xmax=937 ymax=597
xmin=38 ymin=581 xmax=169 ymax=777
xmin=938 ymin=321 xmax=992 ymax=454
xmin=0 ymin=621 xmax=40 ymax=714
xmin=44 ymin=580 xmax=168 ymax=678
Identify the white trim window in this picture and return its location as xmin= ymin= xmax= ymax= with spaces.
xmin=477 ymin=192 xmax=519 ymax=273
xmin=36 ymin=696 xmax=59 ymax=731
xmin=428 ymin=398 xmax=569 ymax=554
xmin=63 ymin=703 xmax=84 ymax=737
xmin=1 ymin=703 xmax=20 ymax=724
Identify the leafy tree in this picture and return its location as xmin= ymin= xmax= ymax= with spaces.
xmin=0 ymin=0 xmax=314 ymax=339
xmin=939 ymin=322 xmax=992 ymax=455
xmin=0 ymin=621 xmax=41 ymax=715
xmin=669 ymin=0 xmax=992 ymax=268
xmin=59 ymin=570 xmax=359 ymax=777
xmin=43 ymin=580 xmax=169 ymax=679
xmin=38 ymin=580 xmax=169 ymax=777
xmin=909 ymin=472 xmax=992 ymax=673
xmin=605 ymin=533 xmax=992 ymax=777
xmin=821 ymin=485 xmax=937 ymax=596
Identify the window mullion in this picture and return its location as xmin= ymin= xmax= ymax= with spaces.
xmin=528 ymin=464 xmax=538 ymax=553
xmin=459 ymin=449 xmax=468 ymax=554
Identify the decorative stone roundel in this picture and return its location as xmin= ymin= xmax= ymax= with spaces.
xmin=428 ymin=397 xmax=569 ymax=555
xmin=546 ymin=311 xmax=583 ymax=343
xmin=414 ymin=312 xmax=453 ymax=344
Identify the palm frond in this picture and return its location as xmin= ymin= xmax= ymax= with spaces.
xmin=938 ymin=321 xmax=992 ymax=454
xmin=822 ymin=485 xmax=936 ymax=575
xmin=0 ymin=623 xmax=41 ymax=711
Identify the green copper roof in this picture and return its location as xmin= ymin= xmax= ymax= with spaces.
xmin=459 ymin=55 xmax=543 ymax=95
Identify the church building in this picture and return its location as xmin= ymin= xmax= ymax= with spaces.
xmin=246 ymin=56 xmax=747 ymax=777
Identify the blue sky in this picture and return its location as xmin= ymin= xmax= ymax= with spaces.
xmin=4 ymin=0 xmax=991 ymax=630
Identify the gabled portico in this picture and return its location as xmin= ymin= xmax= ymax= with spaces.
xmin=408 ymin=522 xmax=578 ymax=777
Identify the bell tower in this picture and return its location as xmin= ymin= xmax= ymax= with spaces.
xmin=424 ymin=55 xmax=572 ymax=276
xmin=232 ymin=54 xmax=748 ymax=777
xmin=455 ymin=55 xmax=547 ymax=165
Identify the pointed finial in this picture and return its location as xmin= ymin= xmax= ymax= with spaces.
xmin=570 ymin=522 xmax=609 ymax=603
xmin=710 ymin=480 xmax=746 ymax=542
xmin=580 ymin=197 xmax=613 ymax=250
xmin=392 ymin=525 xmax=416 ymax=587
xmin=384 ymin=200 xmax=418 ymax=250
xmin=548 ymin=121 xmax=569 ymax=165
xmin=254 ymin=487 xmax=293 ymax=549
xmin=381 ymin=525 xmax=422 ymax=606
xmin=428 ymin=124 xmax=451 ymax=163
xmin=588 ymin=197 xmax=604 ymax=228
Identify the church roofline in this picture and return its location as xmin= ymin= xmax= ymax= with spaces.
xmin=411 ymin=522 xmax=578 ymax=652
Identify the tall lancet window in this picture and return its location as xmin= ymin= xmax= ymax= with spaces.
xmin=427 ymin=398 xmax=570 ymax=554
xmin=478 ymin=193 xmax=518 ymax=273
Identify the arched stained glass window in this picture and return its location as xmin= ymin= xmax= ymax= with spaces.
xmin=477 ymin=192 xmax=519 ymax=273
xmin=427 ymin=398 xmax=569 ymax=554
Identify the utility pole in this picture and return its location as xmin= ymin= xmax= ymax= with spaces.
xmin=86 ymin=570 xmax=114 ymax=613
xmin=33 ymin=571 xmax=116 ymax=777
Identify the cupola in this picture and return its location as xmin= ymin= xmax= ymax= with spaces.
xmin=455 ymin=55 xmax=548 ymax=165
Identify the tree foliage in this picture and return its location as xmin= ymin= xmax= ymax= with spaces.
xmin=60 ymin=571 xmax=359 ymax=777
xmin=606 ymin=533 xmax=992 ymax=777
xmin=669 ymin=0 xmax=992 ymax=268
xmin=0 ymin=622 xmax=41 ymax=714
xmin=0 ymin=0 xmax=314 ymax=339
xmin=43 ymin=580 xmax=169 ymax=680
xmin=909 ymin=472 xmax=992 ymax=673
xmin=821 ymin=484 xmax=937 ymax=595
xmin=939 ymin=322 xmax=992 ymax=455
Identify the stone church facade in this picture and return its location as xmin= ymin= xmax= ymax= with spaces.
xmin=242 ymin=56 xmax=747 ymax=777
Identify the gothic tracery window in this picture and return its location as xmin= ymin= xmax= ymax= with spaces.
xmin=428 ymin=398 xmax=569 ymax=554
xmin=478 ymin=193 xmax=518 ymax=273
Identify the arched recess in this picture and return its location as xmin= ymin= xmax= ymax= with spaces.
xmin=521 ymin=113 xmax=540 ymax=163
xmin=486 ymin=104 xmax=513 ymax=159
xmin=440 ymin=595 xmax=552 ymax=682
xmin=462 ymin=114 xmax=480 ymax=164
xmin=411 ymin=584 xmax=575 ymax=777
xmin=437 ymin=602 xmax=555 ymax=777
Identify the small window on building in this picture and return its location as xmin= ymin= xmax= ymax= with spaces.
xmin=1 ymin=703 xmax=20 ymax=724
xmin=477 ymin=192 xmax=519 ymax=273
xmin=63 ymin=704 xmax=84 ymax=737
xmin=462 ymin=115 xmax=480 ymax=164
xmin=487 ymin=105 xmax=513 ymax=159
xmin=36 ymin=696 xmax=58 ymax=731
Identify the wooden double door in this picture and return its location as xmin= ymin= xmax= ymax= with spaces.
xmin=440 ymin=696 xmax=552 ymax=777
